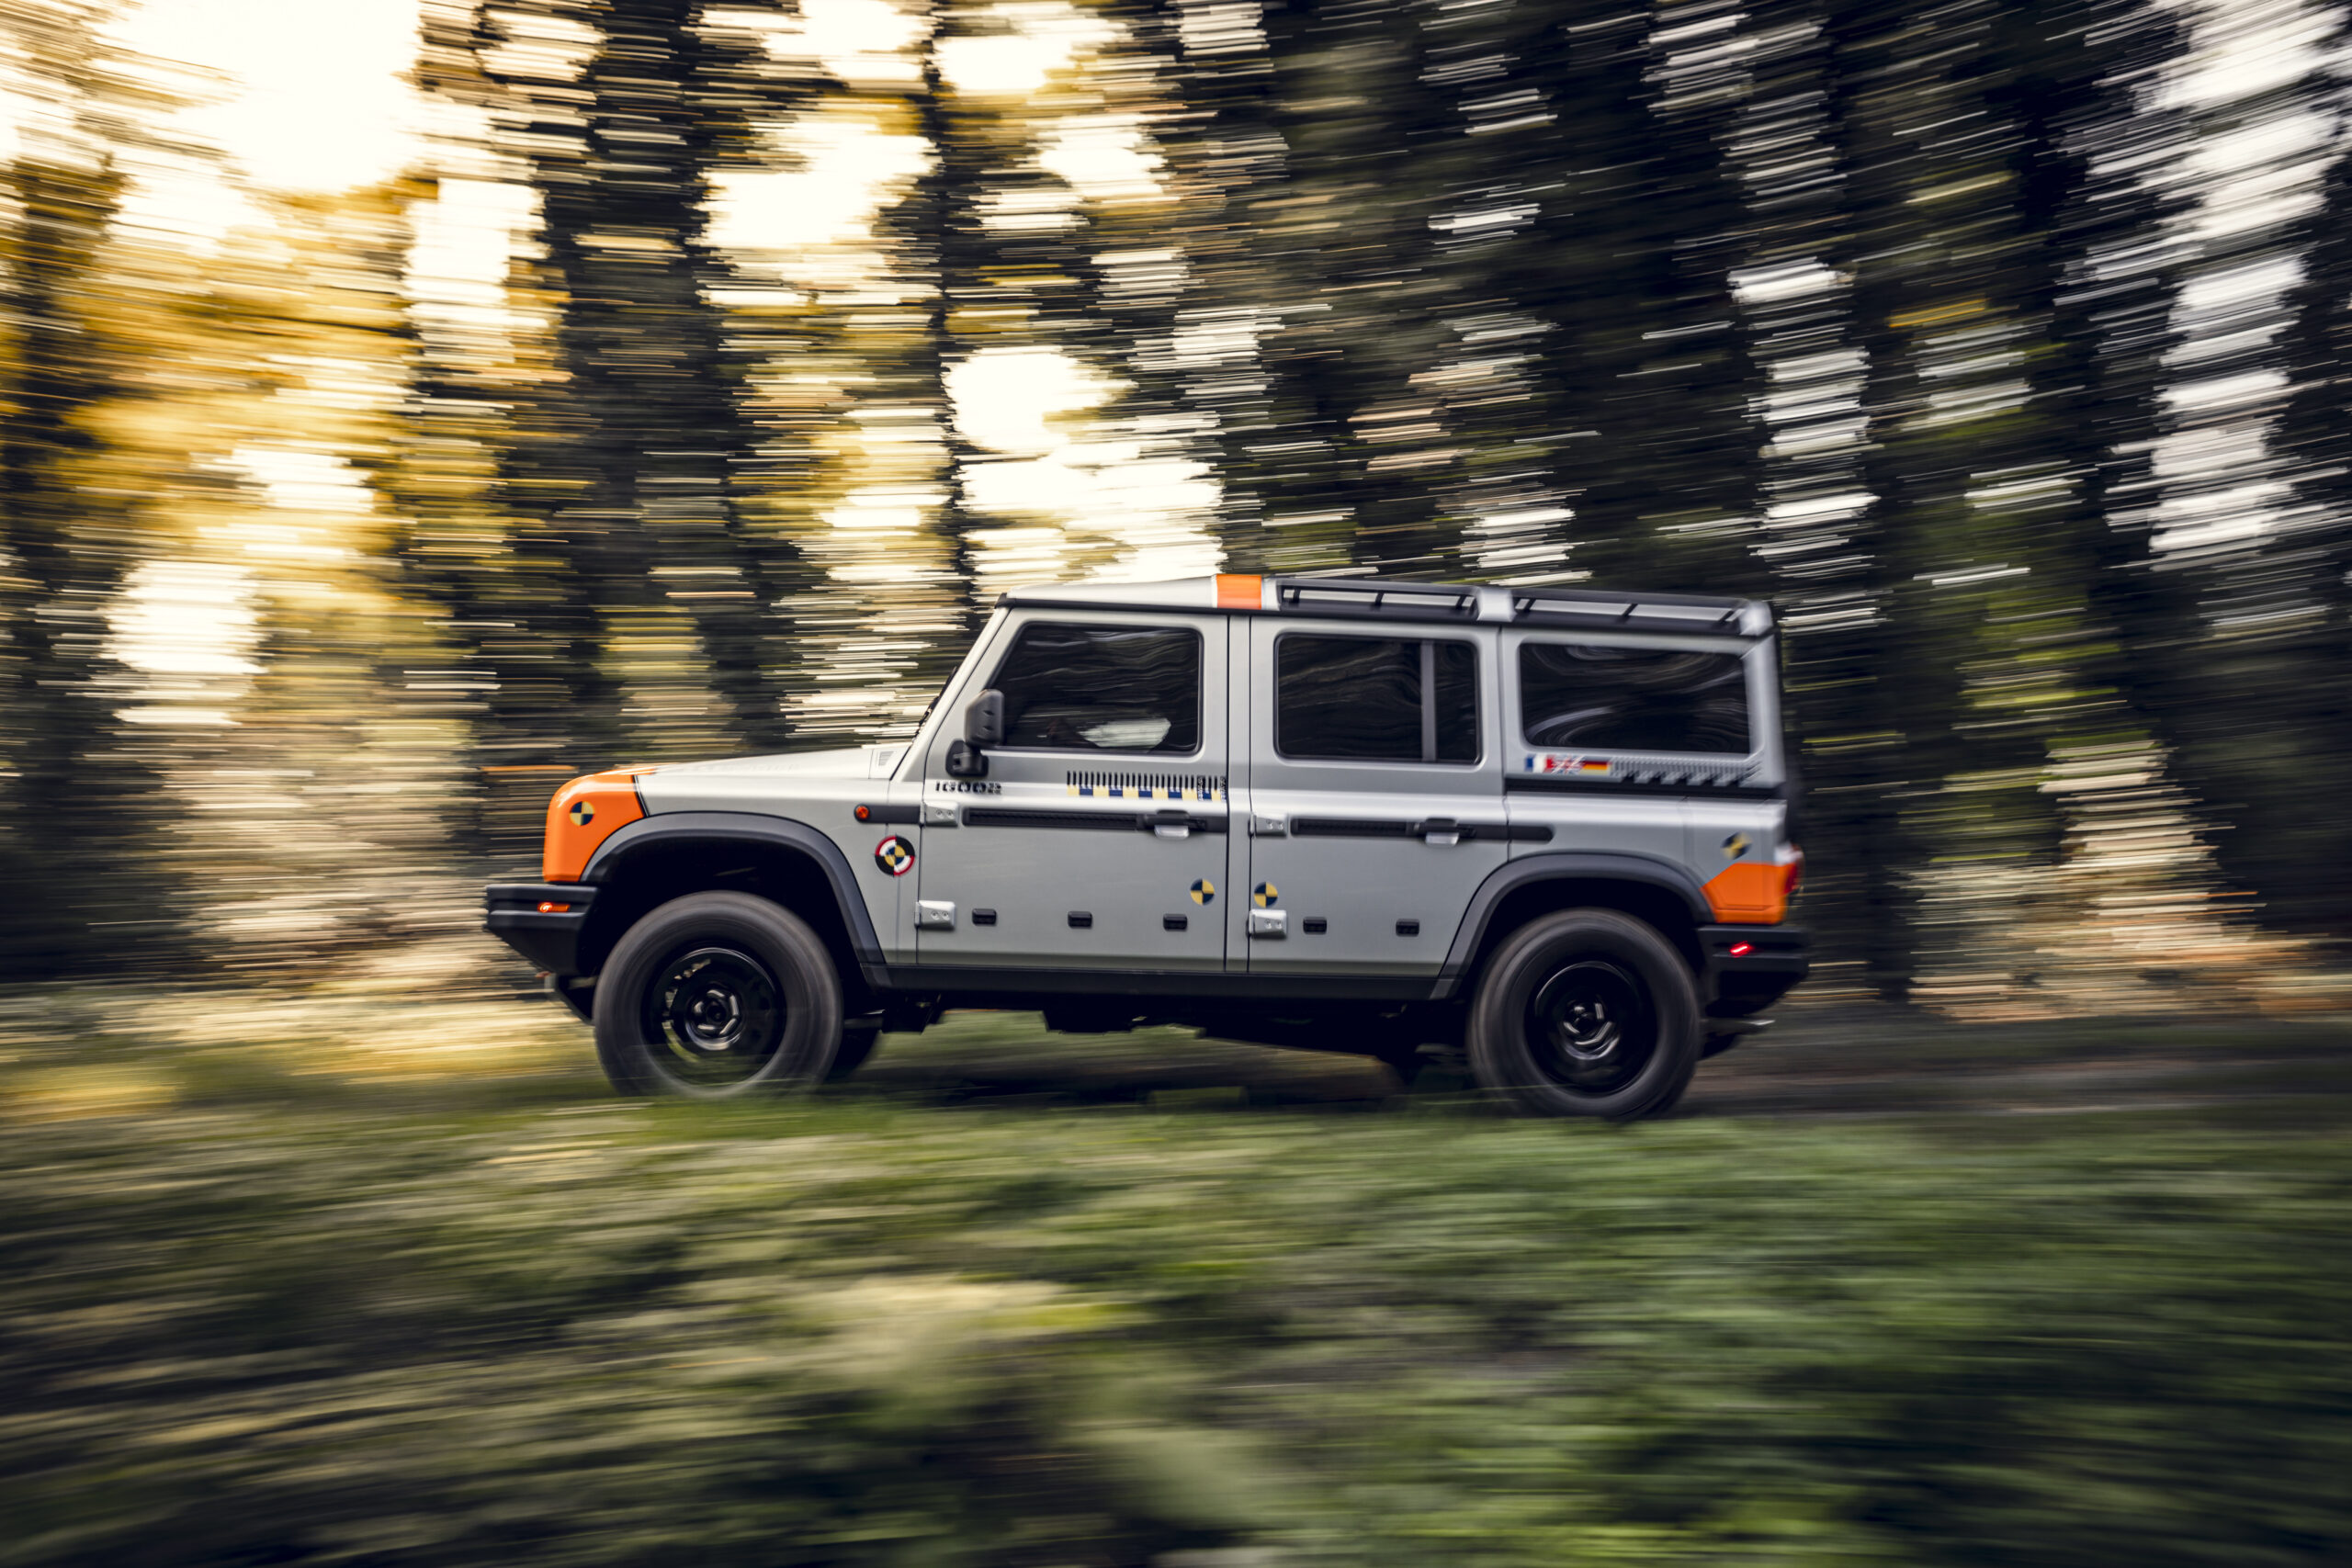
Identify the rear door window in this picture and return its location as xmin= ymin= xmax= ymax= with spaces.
xmin=1276 ymin=635 xmax=1480 ymax=763
xmin=989 ymin=621 xmax=1202 ymax=753
xmin=1518 ymin=643 xmax=1749 ymax=754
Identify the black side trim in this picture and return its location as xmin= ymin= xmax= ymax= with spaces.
xmin=1506 ymin=775 xmax=1781 ymax=800
xmin=582 ymin=811 xmax=885 ymax=967
xmin=880 ymin=964 xmax=1439 ymax=1001
xmin=966 ymin=806 xmax=1228 ymax=833
xmin=1291 ymin=817 xmax=1413 ymax=838
xmin=854 ymin=803 xmax=921 ymax=824
xmin=1290 ymin=817 xmax=1554 ymax=842
xmin=1430 ymin=852 xmax=1716 ymax=1001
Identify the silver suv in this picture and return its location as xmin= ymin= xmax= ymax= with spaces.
xmin=486 ymin=574 xmax=1808 ymax=1119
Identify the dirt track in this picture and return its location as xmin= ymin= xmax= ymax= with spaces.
xmin=845 ymin=1005 xmax=2352 ymax=1125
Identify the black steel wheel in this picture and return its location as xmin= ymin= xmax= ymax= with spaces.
xmin=1467 ymin=908 xmax=1700 ymax=1119
xmin=642 ymin=946 xmax=786 ymax=1091
xmin=594 ymin=892 xmax=842 ymax=1100
xmin=1526 ymin=959 xmax=1657 ymax=1096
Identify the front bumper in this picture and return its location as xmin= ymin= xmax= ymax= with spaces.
xmin=484 ymin=883 xmax=595 ymax=974
xmin=1699 ymin=923 xmax=1808 ymax=1016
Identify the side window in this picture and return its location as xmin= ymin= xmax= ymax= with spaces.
xmin=1276 ymin=635 xmax=1480 ymax=763
xmin=1518 ymin=642 xmax=1750 ymax=754
xmin=989 ymin=621 xmax=1201 ymax=753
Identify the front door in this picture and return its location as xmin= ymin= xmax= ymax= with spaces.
xmin=915 ymin=612 xmax=1230 ymax=972
xmin=1239 ymin=619 xmax=1507 ymax=976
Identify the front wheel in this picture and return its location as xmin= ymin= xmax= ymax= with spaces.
xmin=594 ymin=892 xmax=843 ymax=1099
xmin=1466 ymin=909 xmax=1701 ymax=1119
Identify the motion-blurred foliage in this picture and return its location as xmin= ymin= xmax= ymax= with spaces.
xmin=3 ymin=1006 xmax=2350 ymax=1566
xmin=1 ymin=0 xmax=2348 ymax=1004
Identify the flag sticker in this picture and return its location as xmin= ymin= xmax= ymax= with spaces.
xmin=1525 ymin=753 xmax=1612 ymax=777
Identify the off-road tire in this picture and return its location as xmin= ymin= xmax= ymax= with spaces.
xmin=1467 ymin=908 xmax=1701 ymax=1120
xmin=594 ymin=892 xmax=843 ymax=1100
xmin=827 ymin=1025 xmax=880 ymax=1081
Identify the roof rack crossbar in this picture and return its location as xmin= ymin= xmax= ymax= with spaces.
xmin=1510 ymin=587 xmax=1763 ymax=637
xmin=1273 ymin=578 xmax=1476 ymax=619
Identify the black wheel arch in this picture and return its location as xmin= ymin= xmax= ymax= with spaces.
xmin=1435 ymin=852 xmax=1713 ymax=1003
xmin=576 ymin=813 xmax=886 ymax=1010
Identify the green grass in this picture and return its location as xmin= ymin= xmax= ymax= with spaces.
xmin=1 ymin=990 xmax=2348 ymax=1566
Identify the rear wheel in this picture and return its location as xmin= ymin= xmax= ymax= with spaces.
xmin=1467 ymin=909 xmax=1700 ymax=1119
xmin=594 ymin=892 xmax=842 ymax=1099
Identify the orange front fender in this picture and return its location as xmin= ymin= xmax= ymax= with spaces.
xmin=543 ymin=770 xmax=648 ymax=883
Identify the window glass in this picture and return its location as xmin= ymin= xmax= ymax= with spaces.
xmin=1276 ymin=635 xmax=1481 ymax=763
xmin=1518 ymin=642 xmax=1750 ymax=754
xmin=989 ymin=622 xmax=1201 ymax=753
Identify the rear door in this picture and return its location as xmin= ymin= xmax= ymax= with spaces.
xmin=914 ymin=612 xmax=1230 ymax=972
xmin=1238 ymin=620 xmax=1508 ymax=976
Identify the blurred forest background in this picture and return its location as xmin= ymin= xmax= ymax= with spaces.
xmin=2 ymin=0 xmax=2349 ymax=1010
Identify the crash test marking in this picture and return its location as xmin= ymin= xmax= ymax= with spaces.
xmin=874 ymin=835 xmax=915 ymax=876
xmin=1252 ymin=882 xmax=1278 ymax=908
xmin=1190 ymin=878 xmax=1216 ymax=905
xmin=568 ymin=799 xmax=594 ymax=827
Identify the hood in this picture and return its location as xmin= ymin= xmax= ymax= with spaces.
xmin=650 ymin=743 xmax=907 ymax=781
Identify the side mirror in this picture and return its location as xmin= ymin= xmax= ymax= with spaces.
xmin=966 ymin=689 xmax=1005 ymax=746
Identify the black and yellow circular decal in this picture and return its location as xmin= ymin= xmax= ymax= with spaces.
xmin=1251 ymin=882 xmax=1278 ymax=908
xmin=1190 ymin=878 xmax=1216 ymax=905
xmin=568 ymin=799 xmax=595 ymax=828
xmin=874 ymin=835 xmax=915 ymax=877
xmin=1722 ymin=832 xmax=1750 ymax=860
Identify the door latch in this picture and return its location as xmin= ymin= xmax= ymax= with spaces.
xmin=1419 ymin=817 xmax=1461 ymax=846
xmin=921 ymin=802 xmax=958 ymax=827
xmin=1248 ymin=909 xmax=1287 ymax=939
xmin=915 ymin=901 xmax=956 ymax=931
xmin=1152 ymin=808 xmax=1191 ymax=840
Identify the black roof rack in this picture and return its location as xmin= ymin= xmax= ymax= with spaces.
xmin=1510 ymin=586 xmax=1763 ymax=637
xmin=1272 ymin=578 xmax=1479 ymax=622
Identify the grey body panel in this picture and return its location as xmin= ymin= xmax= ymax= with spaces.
xmin=634 ymin=747 xmax=918 ymax=961
xmin=1236 ymin=617 xmax=1508 ymax=976
xmin=910 ymin=608 xmax=1233 ymax=972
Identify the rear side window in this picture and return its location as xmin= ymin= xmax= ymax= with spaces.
xmin=989 ymin=621 xmax=1201 ymax=752
xmin=1276 ymin=635 xmax=1480 ymax=763
xmin=1519 ymin=642 xmax=1750 ymax=754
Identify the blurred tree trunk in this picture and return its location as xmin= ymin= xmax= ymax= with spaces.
xmin=422 ymin=0 xmax=802 ymax=776
xmin=0 ymin=4 xmax=187 ymax=977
